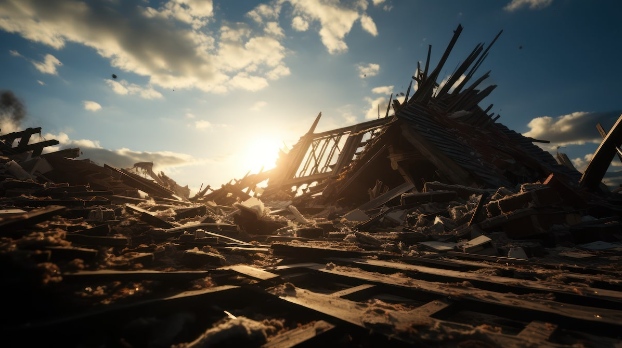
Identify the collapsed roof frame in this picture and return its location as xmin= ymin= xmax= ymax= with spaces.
xmin=263 ymin=24 xmax=583 ymax=205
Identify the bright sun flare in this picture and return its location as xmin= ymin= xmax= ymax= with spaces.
xmin=240 ymin=136 xmax=282 ymax=174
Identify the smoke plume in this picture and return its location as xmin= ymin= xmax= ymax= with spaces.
xmin=0 ymin=90 xmax=26 ymax=133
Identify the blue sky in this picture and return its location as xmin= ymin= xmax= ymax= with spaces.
xmin=1 ymin=0 xmax=621 ymax=193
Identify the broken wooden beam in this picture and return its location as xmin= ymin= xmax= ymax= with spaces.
xmin=125 ymin=204 xmax=175 ymax=229
xmin=0 ymin=205 xmax=66 ymax=233
xmin=597 ymin=122 xmax=622 ymax=163
xmin=580 ymin=114 xmax=622 ymax=190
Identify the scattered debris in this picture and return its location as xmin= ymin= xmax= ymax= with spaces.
xmin=2 ymin=25 xmax=622 ymax=347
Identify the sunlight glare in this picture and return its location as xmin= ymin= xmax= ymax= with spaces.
xmin=240 ymin=135 xmax=282 ymax=174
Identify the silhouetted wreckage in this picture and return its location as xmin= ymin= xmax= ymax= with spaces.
xmin=3 ymin=25 xmax=622 ymax=347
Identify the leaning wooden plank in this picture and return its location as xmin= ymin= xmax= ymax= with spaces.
xmin=580 ymin=114 xmax=622 ymax=190
xmin=354 ymin=181 xmax=415 ymax=211
xmin=202 ymin=230 xmax=252 ymax=246
xmin=596 ymin=122 xmax=622 ymax=163
xmin=468 ymin=192 xmax=488 ymax=226
xmin=262 ymin=320 xmax=336 ymax=348
xmin=163 ymin=222 xmax=240 ymax=236
xmin=0 ymin=205 xmax=65 ymax=233
xmin=125 ymin=203 xmax=175 ymax=229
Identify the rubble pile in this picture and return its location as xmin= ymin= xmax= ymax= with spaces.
xmin=2 ymin=25 xmax=622 ymax=347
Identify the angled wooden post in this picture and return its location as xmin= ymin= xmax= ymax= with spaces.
xmin=579 ymin=114 xmax=622 ymax=190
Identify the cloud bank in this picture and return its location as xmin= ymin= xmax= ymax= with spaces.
xmin=523 ymin=111 xmax=622 ymax=149
xmin=43 ymin=131 xmax=197 ymax=172
xmin=0 ymin=0 xmax=379 ymax=94
xmin=504 ymin=0 xmax=553 ymax=12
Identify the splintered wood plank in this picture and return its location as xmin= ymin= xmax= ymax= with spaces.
xmin=330 ymin=284 xmax=376 ymax=298
xmin=517 ymin=321 xmax=557 ymax=341
xmin=262 ymin=320 xmax=335 ymax=348
xmin=273 ymin=285 xmax=481 ymax=346
xmin=307 ymin=264 xmax=622 ymax=335
xmin=580 ymin=114 xmax=622 ymax=189
xmin=202 ymin=230 xmax=252 ymax=246
xmin=331 ymin=258 xmax=622 ymax=308
xmin=125 ymin=204 xmax=175 ymax=229
xmin=220 ymin=264 xmax=279 ymax=281
xmin=0 ymin=205 xmax=66 ymax=232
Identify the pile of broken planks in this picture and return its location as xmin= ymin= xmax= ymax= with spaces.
xmin=3 ymin=169 xmax=622 ymax=347
xmin=3 ymin=24 xmax=622 ymax=347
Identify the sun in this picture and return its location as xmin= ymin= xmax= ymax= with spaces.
xmin=240 ymin=135 xmax=282 ymax=174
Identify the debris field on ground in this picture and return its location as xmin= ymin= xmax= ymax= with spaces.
xmin=2 ymin=25 xmax=622 ymax=347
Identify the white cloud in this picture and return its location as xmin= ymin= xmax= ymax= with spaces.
xmin=185 ymin=112 xmax=196 ymax=119
xmin=9 ymin=49 xmax=21 ymax=57
xmin=264 ymin=21 xmax=285 ymax=38
xmin=569 ymin=153 xmax=622 ymax=175
xmin=288 ymin=0 xmax=377 ymax=54
xmin=523 ymin=111 xmax=622 ymax=149
xmin=194 ymin=120 xmax=211 ymax=130
xmin=143 ymin=0 xmax=214 ymax=29
xmin=372 ymin=85 xmax=393 ymax=95
xmin=247 ymin=3 xmax=281 ymax=23
xmin=105 ymin=79 xmax=163 ymax=99
xmin=266 ymin=65 xmax=291 ymax=80
xmin=250 ymin=101 xmax=268 ymax=111
xmin=364 ymin=96 xmax=390 ymax=120
xmin=37 ymin=80 xmax=45 ymax=85
xmin=357 ymin=63 xmax=380 ymax=78
xmin=372 ymin=0 xmax=386 ymax=5
xmin=0 ymin=0 xmax=289 ymax=94
xmin=32 ymin=54 xmax=62 ymax=75
xmin=359 ymin=14 xmax=377 ymax=36
xmin=504 ymin=0 xmax=553 ymax=12
xmin=228 ymin=73 xmax=269 ymax=91
xmin=291 ymin=16 xmax=309 ymax=31
xmin=83 ymin=100 xmax=101 ymax=112
xmin=571 ymin=153 xmax=593 ymax=173
xmin=106 ymin=80 xmax=129 ymax=95
xmin=43 ymin=130 xmax=197 ymax=171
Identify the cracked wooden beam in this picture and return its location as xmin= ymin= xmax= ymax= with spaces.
xmin=580 ymin=114 xmax=622 ymax=190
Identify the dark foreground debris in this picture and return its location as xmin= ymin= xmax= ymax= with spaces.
xmin=2 ymin=25 xmax=622 ymax=347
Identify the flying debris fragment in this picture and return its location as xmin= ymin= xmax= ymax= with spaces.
xmin=111 ymin=73 xmax=117 ymax=79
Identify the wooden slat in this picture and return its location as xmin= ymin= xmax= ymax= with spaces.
xmin=517 ymin=321 xmax=557 ymax=341
xmin=331 ymin=258 xmax=622 ymax=308
xmin=0 ymin=205 xmax=66 ymax=232
xmin=307 ymin=264 xmax=622 ymax=333
xmin=330 ymin=284 xmax=376 ymax=298
xmin=262 ymin=320 xmax=336 ymax=348
xmin=220 ymin=264 xmax=279 ymax=281
xmin=125 ymin=204 xmax=175 ymax=229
